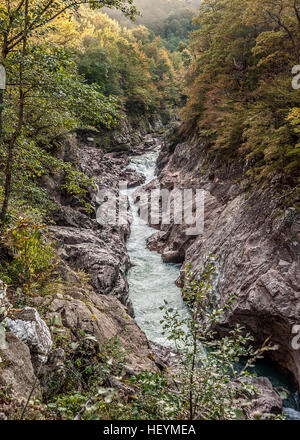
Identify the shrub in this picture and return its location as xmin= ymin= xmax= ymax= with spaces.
xmin=0 ymin=218 xmax=56 ymax=294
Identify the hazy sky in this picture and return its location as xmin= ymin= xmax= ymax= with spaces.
xmin=103 ymin=0 xmax=202 ymax=25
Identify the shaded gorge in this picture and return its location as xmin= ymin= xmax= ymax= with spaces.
xmin=125 ymin=143 xmax=300 ymax=419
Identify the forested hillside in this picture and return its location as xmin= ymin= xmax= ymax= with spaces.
xmin=0 ymin=2 xmax=185 ymax=224
xmin=76 ymin=9 xmax=182 ymax=111
xmin=104 ymin=0 xmax=202 ymax=50
xmin=182 ymin=0 xmax=300 ymax=187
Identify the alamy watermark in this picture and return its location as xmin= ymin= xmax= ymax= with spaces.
xmin=0 ymin=64 xmax=6 ymax=90
xmin=96 ymin=183 xmax=204 ymax=236
xmin=291 ymin=325 xmax=300 ymax=350
xmin=292 ymin=65 xmax=300 ymax=90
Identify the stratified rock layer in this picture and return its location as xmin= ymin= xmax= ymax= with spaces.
xmin=0 ymin=120 xmax=164 ymax=412
xmin=148 ymin=131 xmax=300 ymax=389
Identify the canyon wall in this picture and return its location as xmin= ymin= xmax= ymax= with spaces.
xmin=0 ymin=116 xmax=166 ymax=416
xmin=148 ymin=126 xmax=300 ymax=389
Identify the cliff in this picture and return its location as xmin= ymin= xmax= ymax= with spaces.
xmin=0 ymin=115 xmax=166 ymax=419
xmin=147 ymin=126 xmax=300 ymax=389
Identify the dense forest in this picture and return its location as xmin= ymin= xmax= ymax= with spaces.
xmin=0 ymin=0 xmax=299 ymax=423
xmin=182 ymin=0 xmax=300 ymax=185
xmin=104 ymin=0 xmax=202 ymax=50
xmin=0 ymin=1 xmax=189 ymax=223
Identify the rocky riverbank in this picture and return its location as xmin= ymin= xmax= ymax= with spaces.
xmin=145 ymin=124 xmax=300 ymax=391
xmin=0 ymin=115 xmax=166 ymax=418
xmin=0 ymin=116 xmax=287 ymax=419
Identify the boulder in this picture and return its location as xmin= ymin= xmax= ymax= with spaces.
xmin=47 ymin=292 xmax=155 ymax=372
xmin=48 ymin=226 xmax=134 ymax=316
xmin=5 ymin=307 xmax=52 ymax=367
xmin=0 ymin=332 xmax=41 ymax=402
xmin=247 ymin=377 xmax=283 ymax=419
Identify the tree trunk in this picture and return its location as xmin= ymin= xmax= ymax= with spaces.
xmin=0 ymin=89 xmax=3 ymax=143
xmin=0 ymin=134 xmax=17 ymax=224
xmin=0 ymin=0 xmax=28 ymax=225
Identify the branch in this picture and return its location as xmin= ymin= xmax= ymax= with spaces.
xmin=265 ymin=8 xmax=300 ymax=62
xmin=293 ymin=0 xmax=300 ymax=27
xmin=7 ymin=1 xmax=89 ymax=52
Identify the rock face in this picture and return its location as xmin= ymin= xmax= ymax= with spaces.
xmin=48 ymin=225 xmax=133 ymax=315
xmin=0 ymin=332 xmax=41 ymax=402
xmin=5 ymin=308 xmax=52 ymax=367
xmin=76 ymin=115 xmax=166 ymax=154
xmin=46 ymin=291 xmax=154 ymax=372
xmin=246 ymin=377 xmax=283 ymax=419
xmin=147 ymin=129 xmax=300 ymax=389
xmin=42 ymin=125 xmax=164 ymax=316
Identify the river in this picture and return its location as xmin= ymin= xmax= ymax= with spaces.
xmin=126 ymin=148 xmax=190 ymax=347
xmin=125 ymin=144 xmax=300 ymax=420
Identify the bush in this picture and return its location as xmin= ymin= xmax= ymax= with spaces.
xmin=0 ymin=218 xmax=56 ymax=294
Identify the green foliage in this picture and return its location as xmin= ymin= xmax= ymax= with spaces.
xmin=181 ymin=0 xmax=300 ymax=184
xmin=64 ymin=333 xmax=126 ymax=394
xmin=129 ymin=371 xmax=182 ymax=420
xmin=76 ymin=11 xmax=182 ymax=115
xmin=0 ymin=218 xmax=56 ymax=294
xmin=0 ymin=136 xmax=96 ymax=217
xmin=46 ymin=334 xmax=130 ymax=420
xmin=150 ymin=7 xmax=199 ymax=52
xmin=56 ymin=159 xmax=96 ymax=214
xmin=47 ymin=393 xmax=89 ymax=419
xmin=2 ymin=45 xmax=119 ymax=143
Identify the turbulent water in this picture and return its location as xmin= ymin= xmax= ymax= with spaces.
xmin=125 ymin=144 xmax=300 ymax=419
xmin=126 ymin=148 xmax=190 ymax=347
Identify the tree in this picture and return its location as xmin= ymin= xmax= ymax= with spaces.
xmin=245 ymin=0 xmax=300 ymax=63
xmin=0 ymin=0 xmax=137 ymax=224
xmin=181 ymin=0 xmax=300 ymax=184
xmin=128 ymin=261 xmax=278 ymax=420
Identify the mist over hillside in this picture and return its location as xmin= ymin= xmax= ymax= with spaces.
xmin=103 ymin=0 xmax=201 ymax=50
xmin=188 ymin=0 xmax=202 ymax=8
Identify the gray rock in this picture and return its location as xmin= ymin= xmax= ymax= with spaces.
xmin=150 ymin=130 xmax=300 ymax=390
xmin=48 ymin=226 xmax=134 ymax=316
xmin=5 ymin=307 xmax=52 ymax=366
xmin=247 ymin=377 xmax=283 ymax=418
xmin=0 ymin=331 xmax=41 ymax=402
